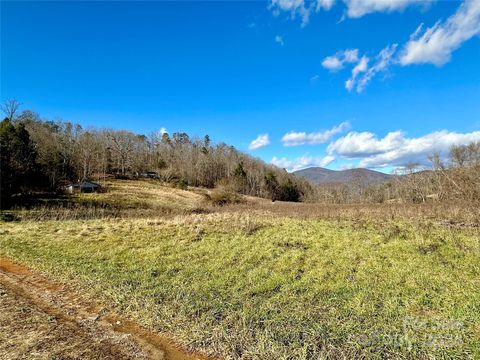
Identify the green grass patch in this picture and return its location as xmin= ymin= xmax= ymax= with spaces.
xmin=1 ymin=213 xmax=479 ymax=359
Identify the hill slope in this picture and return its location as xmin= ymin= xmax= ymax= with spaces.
xmin=293 ymin=167 xmax=392 ymax=185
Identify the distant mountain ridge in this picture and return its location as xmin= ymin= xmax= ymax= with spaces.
xmin=293 ymin=167 xmax=393 ymax=185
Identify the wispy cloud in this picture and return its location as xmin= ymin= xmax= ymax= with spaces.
xmin=400 ymin=0 xmax=480 ymax=66
xmin=282 ymin=121 xmax=351 ymax=146
xmin=345 ymin=55 xmax=368 ymax=91
xmin=249 ymin=133 xmax=270 ymax=150
xmin=271 ymin=154 xmax=335 ymax=172
xmin=353 ymin=44 xmax=397 ymax=92
xmin=325 ymin=44 xmax=397 ymax=93
xmin=343 ymin=0 xmax=433 ymax=18
xmin=327 ymin=129 xmax=480 ymax=168
xmin=317 ymin=0 xmax=336 ymax=11
xmin=270 ymin=0 xmax=312 ymax=27
xmin=275 ymin=35 xmax=284 ymax=46
xmin=323 ymin=0 xmax=480 ymax=91
xmin=270 ymin=0 xmax=431 ymax=25
xmin=321 ymin=49 xmax=359 ymax=72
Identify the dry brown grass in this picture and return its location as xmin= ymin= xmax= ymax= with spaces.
xmin=234 ymin=199 xmax=480 ymax=226
xmin=2 ymin=179 xmax=480 ymax=359
xmin=205 ymin=183 xmax=245 ymax=206
xmin=0 ymin=282 xmax=146 ymax=360
xmin=7 ymin=179 xmax=479 ymax=226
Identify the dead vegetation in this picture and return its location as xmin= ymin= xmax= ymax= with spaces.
xmin=205 ymin=181 xmax=245 ymax=206
xmin=1 ymin=177 xmax=479 ymax=359
xmin=0 ymin=257 xmax=212 ymax=360
xmin=4 ymin=178 xmax=480 ymax=228
xmin=309 ymin=142 xmax=480 ymax=204
xmin=1 ymin=107 xmax=310 ymax=207
xmin=0 ymin=269 xmax=148 ymax=360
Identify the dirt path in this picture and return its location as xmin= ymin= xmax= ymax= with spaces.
xmin=0 ymin=256 xmax=211 ymax=360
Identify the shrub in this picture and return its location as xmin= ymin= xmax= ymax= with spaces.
xmin=208 ymin=180 xmax=243 ymax=206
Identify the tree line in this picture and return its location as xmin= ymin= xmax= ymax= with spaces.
xmin=0 ymin=100 xmax=312 ymax=207
xmin=309 ymin=142 xmax=480 ymax=204
xmin=2 ymin=100 xmax=478 ymax=208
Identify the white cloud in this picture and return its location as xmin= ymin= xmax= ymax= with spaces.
xmin=345 ymin=55 xmax=369 ymax=91
xmin=330 ymin=44 xmax=397 ymax=92
xmin=249 ymin=134 xmax=270 ymax=150
xmin=400 ymin=0 xmax=480 ymax=66
xmin=356 ymin=44 xmax=397 ymax=92
xmin=271 ymin=154 xmax=335 ymax=172
xmin=270 ymin=0 xmax=312 ymax=26
xmin=325 ymin=0 xmax=480 ymax=90
xmin=322 ymin=49 xmax=359 ymax=72
xmin=317 ymin=0 xmax=336 ymax=11
xmin=327 ymin=130 xmax=405 ymax=157
xmin=159 ymin=127 xmax=167 ymax=135
xmin=327 ymin=129 xmax=480 ymax=168
xmin=344 ymin=0 xmax=432 ymax=18
xmin=322 ymin=56 xmax=344 ymax=71
xmin=343 ymin=48 xmax=359 ymax=62
xmin=339 ymin=163 xmax=356 ymax=170
xmin=304 ymin=0 xmax=478 ymax=90
xmin=275 ymin=35 xmax=284 ymax=46
xmin=282 ymin=121 xmax=351 ymax=146
xmin=271 ymin=0 xmax=431 ymax=24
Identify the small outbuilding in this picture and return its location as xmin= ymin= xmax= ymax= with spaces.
xmin=139 ymin=171 xmax=159 ymax=179
xmin=66 ymin=181 xmax=101 ymax=194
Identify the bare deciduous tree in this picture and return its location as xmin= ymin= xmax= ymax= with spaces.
xmin=108 ymin=130 xmax=137 ymax=175
xmin=1 ymin=99 xmax=21 ymax=120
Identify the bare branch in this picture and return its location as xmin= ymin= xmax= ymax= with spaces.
xmin=1 ymin=99 xmax=21 ymax=120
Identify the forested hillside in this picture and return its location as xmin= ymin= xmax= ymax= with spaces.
xmin=0 ymin=100 xmax=312 ymax=207
xmin=294 ymin=167 xmax=392 ymax=185
xmin=2 ymin=99 xmax=479 ymax=208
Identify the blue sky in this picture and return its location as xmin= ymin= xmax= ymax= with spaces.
xmin=2 ymin=0 xmax=479 ymax=173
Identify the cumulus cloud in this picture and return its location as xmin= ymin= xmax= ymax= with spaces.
xmin=282 ymin=121 xmax=351 ymax=146
xmin=249 ymin=134 xmax=270 ymax=150
xmin=344 ymin=0 xmax=432 ymax=18
xmin=322 ymin=56 xmax=343 ymax=71
xmin=327 ymin=130 xmax=405 ymax=157
xmin=327 ymin=129 xmax=480 ymax=168
xmin=275 ymin=35 xmax=284 ymax=46
xmin=322 ymin=49 xmax=359 ymax=72
xmin=400 ymin=0 xmax=480 ymax=66
xmin=271 ymin=154 xmax=335 ymax=172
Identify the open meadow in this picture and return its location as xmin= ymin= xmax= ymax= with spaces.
xmin=3 ymin=1 xmax=480 ymax=358
xmin=1 ymin=180 xmax=479 ymax=359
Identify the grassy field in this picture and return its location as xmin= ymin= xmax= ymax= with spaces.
xmin=1 ymin=180 xmax=479 ymax=359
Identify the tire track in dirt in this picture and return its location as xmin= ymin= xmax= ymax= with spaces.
xmin=0 ymin=256 xmax=213 ymax=360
